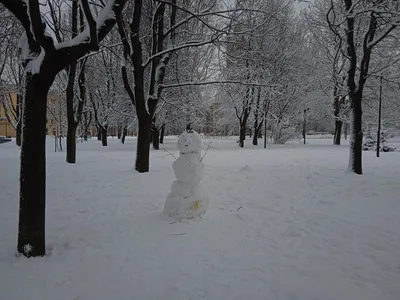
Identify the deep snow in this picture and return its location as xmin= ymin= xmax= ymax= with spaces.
xmin=1 ymin=136 xmax=400 ymax=300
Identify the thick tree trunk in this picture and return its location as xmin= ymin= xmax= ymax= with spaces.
xmin=349 ymin=94 xmax=363 ymax=174
xmin=66 ymin=124 xmax=77 ymax=163
xmin=239 ymin=125 xmax=245 ymax=148
xmin=334 ymin=120 xmax=343 ymax=145
xmin=121 ymin=125 xmax=127 ymax=144
xmin=18 ymin=75 xmax=48 ymax=257
xmin=101 ymin=126 xmax=108 ymax=146
xmin=160 ymin=124 xmax=165 ymax=144
xmin=135 ymin=117 xmax=151 ymax=172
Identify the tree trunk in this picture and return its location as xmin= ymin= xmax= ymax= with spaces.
xmin=101 ymin=126 xmax=108 ymax=146
xmin=252 ymin=120 xmax=263 ymax=146
xmin=152 ymin=125 xmax=160 ymax=150
xmin=135 ymin=116 xmax=151 ymax=172
xmin=344 ymin=122 xmax=348 ymax=140
xmin=18 ymin=75 xmax=48 ymax=257
xmin=97 ymin=125 xmax=102 ymax=140
xmin=121 ymin=125 xmax=127 ymax=144
xmin=252 ymin=131 xmax=258 ymax=145
xmin=160 ymin=124 xmax=165 ymax=144
xmin=252 ymin=119 xmax=258 ymax=146
xmin=349 ymin=94 xmax=363 ymax=174
xmin=66 ymin=124 xmax=77 ymax=163
xmin=239 ymin=125 xmax=245 ymax=148
xmin=16 ymin=94 xmax=22 ymax=146
xmin=117 ymin=127 xmax=122 ymax=139
xmin=333 ymin=120 xmax=343 ymax=145
xmin=16 ymin=121 xmax=22 ymax=146
xmin=333 ymin=92 xmax=343 ymax=146
xmin=59 ymin=134 xmax=63 ymax=151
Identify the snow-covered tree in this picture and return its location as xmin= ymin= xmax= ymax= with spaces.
xmin=327 ymin=0 xmax=400 ymax=174
xmin=0 ymin=0 xmax=128 ymax=257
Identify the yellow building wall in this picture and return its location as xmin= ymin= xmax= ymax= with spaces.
xmin=0 ymin=92 xmax=58 ymax=137
xmin=0 ymin=93 xmax=17 ymax=137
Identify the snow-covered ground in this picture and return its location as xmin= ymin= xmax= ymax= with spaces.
xmin=1 ymin=136 xmax=400 ymax=300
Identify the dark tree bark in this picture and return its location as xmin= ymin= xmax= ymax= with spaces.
xmin=16 ymin=93 xmax=22 ymax=146
xmin=252 ymin=87 xmax=263 ymax=146
xmin=101 ymin=125 xmax=108 ymax=146
xmin=257 ymin=125 xmax=262 ymax=138
xmin=234 ymin=62 xmax=253 ymax=148
xmin=151 ymin=117 xmax=160 ymax=150
xmin=237 ymin=87 xmax=252 ymax=149
xmin=333 ymin=88 xmax=345 ymax=145
xmin=253 ymin=120 xmax=263 ymax=146
xmin=350 ymin=92 xmax=363 ymax=172
xmin=82 ymin=110 xmax=91 ymax=141
xmin=252 ymin=124 xmax=258 ymax=145
xmin=65 ymin=1 xmax=78 ymax=163
xmin=18 ymin=73 xmax=50 ymax=257
xmin=160 ymin=123 xmax=165 ymax=144
xmin=66 ymin=125 xmax=77 ymax=162
xmin=334 ymin=120 xmax=343 ymax=145
xmin=66 ymin=6 xmax=87 ymax=163
xmin=97 ymin=125 xmax=102 ymax=140
xmin=152 ymin=127 xmax=160 ymax=149
xmin=239 ymin=125 xmax=246 ymax=148
xmin=121 ymin=124 xmax=127 ymax=144
xmin=136 ymin=116 xmax=152 ymax=172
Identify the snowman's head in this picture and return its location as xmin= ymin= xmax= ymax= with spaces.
xmin=177 ymin=130 xmax=202 ymax=154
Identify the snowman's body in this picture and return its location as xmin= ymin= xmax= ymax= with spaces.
xmin=164 ymin=130 xmax=209 ymax=219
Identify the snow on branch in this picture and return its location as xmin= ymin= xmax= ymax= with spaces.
xmin=79 ymin=0 xmax=99 ymax=51
xmin=55 ymin=0 xmax=126 ymax=57
xmin=161 ymin=81 xmax=280 ymax=89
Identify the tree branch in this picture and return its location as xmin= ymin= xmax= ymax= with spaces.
xmin=80 ymin=0 xmax=99 ymax=50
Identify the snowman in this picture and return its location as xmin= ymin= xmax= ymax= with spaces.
xmin=163 ymin=129 xmax=209 ymax=219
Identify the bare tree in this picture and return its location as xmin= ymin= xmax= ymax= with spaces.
xmin=328 ymin=0 xmax=398 ymax=174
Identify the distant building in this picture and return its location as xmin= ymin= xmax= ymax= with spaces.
xmin=0 ymin=90 xmax=18 ymax=137
xmin=0 ymin=88 xmax=59 ymax=137
xmin=204 ymin=102 xmax=223 ymax=135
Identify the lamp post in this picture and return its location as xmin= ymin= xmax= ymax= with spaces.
xmin=263 ymin=108 xmax=267 ymax=149
xmin=376 ymin=74 xmax=383 ymax=158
